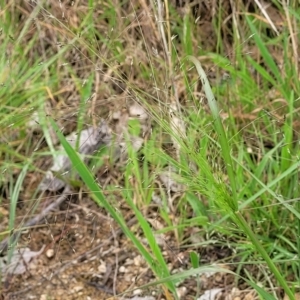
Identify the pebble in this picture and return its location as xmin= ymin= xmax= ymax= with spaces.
xmin=133 ymin=255 xmax=143 ymax=266
xmin=46 ymin=249 xmax=54 ymax=259
xmin=98 ymin=260 xmax=107 ymax=273
xmin=72 ymin=285 xmax=83 ymax=293
xmin=133 ymin=288 xmax=143 ymax=295
xmin=119 ymin=266 xmax=127 ymax=273
xmin=177 ymin=286 xmax=187 ymax=298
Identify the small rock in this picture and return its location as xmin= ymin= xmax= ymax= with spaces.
xmin=46 ymin=249 xmax=54 ymax=259
xmin=98 ymin=260 xmax=107 ymax=273
xmin=133 ymin=289 xmax=143 ymax=295
xmin=125 ymin=258 xmax=134 ymax=265
xmin=124 ymin=274 xmax=132 ymax=282
xmin=133 ymin=255 xmax=143 ymax=266
xmin=73 ymin=285 xmax=83 ymax=293
xmin=119 ymin=266 xmax=127 ymax=273
xmin=112 ymin=111 xmax=121 ymax=120
xmin=129 ymin=103 xmax=148 ymax=120
xmin=177 ymin=286 xmax=187 ymax=298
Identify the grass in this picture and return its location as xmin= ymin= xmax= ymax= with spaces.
xmin=1 ymin=0 xmax=300 ymax=299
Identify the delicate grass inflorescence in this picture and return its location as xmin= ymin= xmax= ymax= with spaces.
xmin=0 ymin=0 xmax=300 ymax=299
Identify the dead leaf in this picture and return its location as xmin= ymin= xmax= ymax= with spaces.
xmin=159 ymin=169 xmax=184 ymax=193
xmin=38 ymin=121 xmax=111 ymax=191
xmin=1 ymin=245 xmax=45 ymax=277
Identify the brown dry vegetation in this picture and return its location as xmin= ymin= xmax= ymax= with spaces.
xmin=0 ymin=0 xmax=299 ymax=300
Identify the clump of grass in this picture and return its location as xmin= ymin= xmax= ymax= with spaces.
xmin=1 ymin=0 xmax=300 ymax=299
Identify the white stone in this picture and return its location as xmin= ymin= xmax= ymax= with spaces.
xmin=133 ymin=288 xmax=143 ymax=295
xmin=46 ymin=249 xmax=54 ymax=258
xmin=98 ymin=261 xmax=107 ymax=273
xmin=119 ymin=266 xmax=127 ymax=273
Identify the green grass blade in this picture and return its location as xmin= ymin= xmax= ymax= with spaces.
xmin=246 ymin=16 xmax=282 ymax=85
xmin=7 ymin=162 xmax=30 ymax=262
xmin=186 ymin=55 xmax=238 ymax=210
xmin=50 ymin=118 xmax=177 ymax=295
xmin=245 ymin=279 xmax=277 ymax=300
